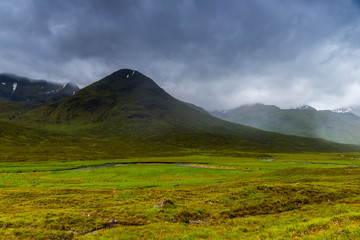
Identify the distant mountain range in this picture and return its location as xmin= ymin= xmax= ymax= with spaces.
xmin=0 ymin=73 xmax=79 ymax=103
xmin=212 ymin=103 xmax=360 ymax=145
xmin=8 ymin=69 xmax=359 ymax=153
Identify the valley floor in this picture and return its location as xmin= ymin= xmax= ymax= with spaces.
xmin=1 ymin=154 xmax=360 ymax=239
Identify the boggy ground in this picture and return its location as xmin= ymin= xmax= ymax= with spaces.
xmin=1 ymin=153 xmax=360 ymax=239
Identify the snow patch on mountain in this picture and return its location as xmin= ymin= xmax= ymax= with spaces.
xmin=12 ymin=83 xmax=17 ymax=93
xmin=297 ymin=105 xmax=316 ymax=110
xmin=333 ymin=107 xmax=352 ymax=114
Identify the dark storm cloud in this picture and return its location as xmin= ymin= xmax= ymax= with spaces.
xmin=1 ymin=0 xmax=360 ymax=110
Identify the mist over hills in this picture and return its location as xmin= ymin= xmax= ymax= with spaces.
xmin=333 ymin=106 xmax=360 ymax=118
xmin=213 ymin=103 xmax=360 ymax=145
xmin=0 ymin=73 xmax=79 ymax=103
xmin=7 ymin=69 xmax=360 ymax=154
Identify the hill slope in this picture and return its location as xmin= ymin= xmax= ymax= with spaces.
xmin=13 ymin=69 xmax=360 ymax=153
xmin=0 ymin=101 xmax=41 ymax=121
xmin=213 ymin=104 xmax=360 ymax=145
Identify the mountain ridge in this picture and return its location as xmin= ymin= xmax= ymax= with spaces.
xmin=0 ymin=73 xmax=80 ymax=103
xmin=333 ymin=106 xmax=360 ymax=117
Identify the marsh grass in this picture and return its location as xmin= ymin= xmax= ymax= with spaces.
xmin=1 ymin=154 xmax=360 ymax=239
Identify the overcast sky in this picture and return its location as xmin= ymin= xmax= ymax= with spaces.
xmin=1 ymin=0 xmax=360 ymax=110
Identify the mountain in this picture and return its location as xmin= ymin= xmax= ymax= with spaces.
xmin=213 ymin=103 xmax=360 ymax=145
xmin=12 ymin=69 xmax=360 ymax=153
xmin=14 ymin=69 xmax=221 ymax=135
xmin=333 ymin=106 xmax=360 ymax=118
xmin=0 ymin=73 xmax=79 ymax=103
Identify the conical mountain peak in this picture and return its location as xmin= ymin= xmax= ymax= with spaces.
xmin=15 ymin=69 xmax=172 ymax=126
xmin=102 ymin=69 xmax=153 ymax=86
xmin=108 ymin=68 xmax=138 ymax=80
xmin=90 ymin=69 xmax=163 ymax=95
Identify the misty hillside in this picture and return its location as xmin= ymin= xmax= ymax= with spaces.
xmin=213 ymin=103 xmax=360 ymax=145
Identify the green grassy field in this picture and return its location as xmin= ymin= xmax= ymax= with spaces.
xmin=1 ymin=153 xmax=360 ymax=239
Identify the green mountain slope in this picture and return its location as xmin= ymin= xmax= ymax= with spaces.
xmin=11 ymin=69 xmax=360 ymax=153
xmin=0 ymin=119 xmax=183 ymax=161
xmin=213 ymin=103 xmax=360 ymax=145
xmin=0 ymin=101 xmax=41 ymax=121
xmin=0 ymin=120 xmax=51 ymax=145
